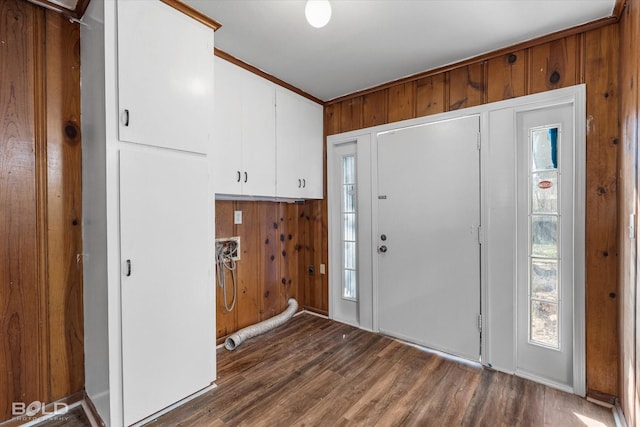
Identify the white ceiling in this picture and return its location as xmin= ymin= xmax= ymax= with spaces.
xmin=184 ymin=0 xmax=616 ymax=102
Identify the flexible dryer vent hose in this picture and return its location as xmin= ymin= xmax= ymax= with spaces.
xmin=224 ymin=298 xmax=298 ymax=351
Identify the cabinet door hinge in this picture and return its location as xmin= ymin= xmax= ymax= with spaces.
xmin=477 ymin=132 xmax=481 ymax=150
xmin=477 ymin=225 xmax=483 ymax=245
xmin=477 ymin=314 xmax=483 ymax=332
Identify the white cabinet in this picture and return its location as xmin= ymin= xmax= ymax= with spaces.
xmin=214 ymin=57 xmax=276 ymax=196
xmin=117 ymin=0 xmax=214 ymax=154
xmin=81 ymin=1 xmax=217 ymax=426
xmin=214 ymin=58 xmax=323 ymax=199
xmin=120 ymin=149 xmax=214 ymax=426
xmin=276 ymin=87 xmax=324 ymax=199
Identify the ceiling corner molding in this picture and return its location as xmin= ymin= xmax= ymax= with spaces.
xmin=214 ymin=48 xmax=324 ymax=105
xmin=612 ymin=0 xmax=626 ymax=19
xmin=161 ymin=0 xmax=222 ymax=31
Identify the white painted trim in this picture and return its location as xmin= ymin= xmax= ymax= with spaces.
xmin=614 ymin=400 xmax=628 ymax=427
xmin=515 ymin=370 xmax=574 ymax=394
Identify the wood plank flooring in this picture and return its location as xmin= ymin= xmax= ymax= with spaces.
xmin=37 ymin=313 xmax=615 ymax=426
xmin=149 ymin=313 xmax=613 ymax=426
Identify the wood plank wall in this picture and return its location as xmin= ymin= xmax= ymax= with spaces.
xmin=619 ymin=0 xmax=640 ymax=423
xmin=0 ymin=0 xmax=83 ymax=422
xmin=322 ymin=24 xmax=620 ymax=399
xmin=215 ymin=198 xmax=328 ymax=342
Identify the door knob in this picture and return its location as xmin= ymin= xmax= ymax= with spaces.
xmin=378 ymin=245 xmax=388 ymax=253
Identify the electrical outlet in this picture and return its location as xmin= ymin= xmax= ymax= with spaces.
xmin=215 ymin=236 xmax=241 ymax=261
xmin=234 ymin=210 xmax=242 ymax=225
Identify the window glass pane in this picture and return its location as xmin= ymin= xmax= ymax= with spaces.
xmin=531 ymin=172 xmax=558 ymax=213
xmin=531 ymin=215 xmax=558 ymax=258
xmin=343 ymin=269 xmax=356 ymax=299
xmin=343 ymin=213 xmax=356 ymax=242
xmin=343 ymin=156 xmax=355 ymax=184
xmin=531 ymin=127 xmax=558 ymax=171
xmin=344 ymin=241 xmax=356 ymax=270
xmin=344 ymin=184 xmax=356 ymax=213
xmin=530 ymin=300 xmax=559 ymax=348
xmin=531 ymin=259 xmax=558 ymax=301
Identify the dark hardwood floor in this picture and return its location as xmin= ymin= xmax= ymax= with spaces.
xmin=149 ymin=313 xmax=614 ymax=426
xmin=37 ymin=313 xmax=615 ymax=426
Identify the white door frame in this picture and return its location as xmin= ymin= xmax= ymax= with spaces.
xmin=326 ymin=85 xmax=585 ymax=395
xmin=328 ymin=133 xmax=374 ymax=331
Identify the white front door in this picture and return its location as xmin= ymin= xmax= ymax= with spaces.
xmin=376 ymin=116 xmax=481 ymax=361
xmin=516 ymin=104 xmax=575 ymax=389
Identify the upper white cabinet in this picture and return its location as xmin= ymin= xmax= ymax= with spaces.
xmin=117 ymin=0 xmax=214 ymax=154
xmin=276 ymin=87 xmax=324 ymax=199
xmin=214 ymin=57 xmax=276 ymax=196
xmin=214 ymin=57 xmax=323 ymax=199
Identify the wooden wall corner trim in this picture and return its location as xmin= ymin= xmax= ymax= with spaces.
xmin=613 ymin=0 xmax=627 ymax=19
xmin=160 ymin=0 xmax=222 ymax=31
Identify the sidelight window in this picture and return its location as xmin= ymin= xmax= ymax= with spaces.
xmin=342 ymin=155 xmax=357 ymax=300
xmin=528 ymin=126 xmax=561 ymax=349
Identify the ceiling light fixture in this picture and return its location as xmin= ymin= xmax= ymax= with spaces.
xmin=305 ymin=0 xmax=331 ymax=28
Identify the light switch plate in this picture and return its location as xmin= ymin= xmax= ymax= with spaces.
xmin=319 ymin=264 xmax=326 ymax=275
xmin=234 ymin=210 xmax=242 ymax=225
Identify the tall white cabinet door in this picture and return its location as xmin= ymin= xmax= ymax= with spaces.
xmin=117 ymin=0 xmax=214 ymax=154
xmin=214 ymin=57 xmax=244 ymax=194
xmin=276 ymin=88 xmax=324 ymax=199
xmin=119 ymin=150 xmax=215 ymax=426
xmin=242 ymin=73 xmax=276 ymax=196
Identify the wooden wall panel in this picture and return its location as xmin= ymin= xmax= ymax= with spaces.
xmin=0 ymin=1 xmax=43 ymax=419
xmin=363 ymin=90 xmax=388 ymax=128
xmin=448 ymin=63 xmax=485 ymax=110
xmin=388 ymin=82 xmax=416 ymax=123
xmin=340 ymin=97 xmax=363 ymax=133
xmin=416 ymin=74 xmax=445 ymax=117
xmin=214 ymin=200 xmax=306 ymax=340
xmin=486 ymin=50 xmax=527 ymax=103
xmin=583 ymin=24 xmax=619 ymax=399
xmin=235 ymin=201 xmax=264 ymax=329
xmin=259 ymin=202 xmax=280 ymax=321
xmin=0 ymin=1 xmax=83 ymax=421
xmin=529 ymin=36 xmax=578 ymax=94
xmin=324 ymin=102 xmax=340 ymax=136
xmin=302 ymin=200 xmax=328 ymax=314
xmin=619 ymin=0 xmax=640 ymax=423
xmin=45 ymin=10 xmax=84 ymax=400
